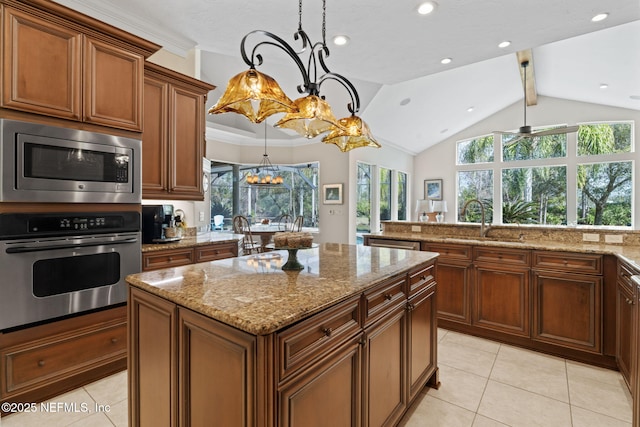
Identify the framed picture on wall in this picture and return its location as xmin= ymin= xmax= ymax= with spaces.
xmin=424 ymin=179 xmax=443 ymax=200
xmin=323 ymin=183 xmax=343 ymax=204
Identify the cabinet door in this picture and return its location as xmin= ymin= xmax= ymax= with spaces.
xmin=617 ymin=280 xmax=634 ymax=387
xmin=84 ymin=37 xmax=143 ymax=130
xmin=178 ymin=308 xmax=256 ymax=427
xmin=407 ymin=284 xmax=437 ymax=402
xmin=278 ymin=335 xmax=362 ymax=427
xmin=436 ymin=261 xmax=472 ymax=324
xmin=2 ymin=7 xmax=81 ymax=120
xmin=169 ymin=86 xmax=204 ymax=199
xmin=363 ymin=306 xmax=407 ymax=427
xmin=141 ymin=74 xmax=169 ymax=196
xmin=532 ymin=271 xmax=602 ymax=353
xmin=128 ymin=287 xmax=177 ymax=427
xmin=474 ymin=265 xmax=530 ymax=337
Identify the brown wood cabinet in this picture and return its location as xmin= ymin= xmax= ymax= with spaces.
xmin=474 ymin=247 xmax=531 ymax=337
xmin=532 ymin=251 xmax=602 ymax=354
xmin=128 ymin=259 xmax=438 ymax=426
xmin=1 ymin=305 xmax=127 ymax=414
xmin=141 ymin=241 xmax=238 ymax=271
xmin=633 ymin=275 xmax=640 ymax=427
xmin=422 ymin=242 xmax=472 ymax=324
xmin=1 ymin=1 xmax=157 ymax=130
xmin=617 ymin=259 xmax=639 ymax=390
xmin=142 ymin=63 xmax=215 ymax=200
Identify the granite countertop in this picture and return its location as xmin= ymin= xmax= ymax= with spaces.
xmin=141 ymin=232 xmax=243 ymax=253
xmin=127 ymin=243 xmax=438 ymax=335
xmin=365 ymin=231 xmax=640 ymax=270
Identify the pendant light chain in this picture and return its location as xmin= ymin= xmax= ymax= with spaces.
xmin=298 ymin=0 xmax=303 ymax=32
xmin=322 ymin=0 xmax=326 ymax=46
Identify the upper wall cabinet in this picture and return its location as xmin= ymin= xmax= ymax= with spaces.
xmin=1 ymin=0 xmax=159 ymax=131
xmin=142 ymin=62 xmax=215 ymax=201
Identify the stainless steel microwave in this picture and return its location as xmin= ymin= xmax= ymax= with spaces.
xmin=0 ymin=119 xmax=141 ymax=203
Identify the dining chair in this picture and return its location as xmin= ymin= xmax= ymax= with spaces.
xmin=233 ymin=215 xmax=262 ymax=255
xmin=213 ymin=214 xmax=224 ymax=230
xmin=276 ymin=214 xmax=293 ymax=231
xmin=291 ymin=215 xmax=303 ymax=232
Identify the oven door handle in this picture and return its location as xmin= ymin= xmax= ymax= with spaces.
xmin=5 ymin=237 xmax=139 ymax=254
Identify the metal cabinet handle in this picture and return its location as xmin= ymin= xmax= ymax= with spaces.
xmin=111 ymin=338 xmax=118 ymax=344
xmin=322 ymin=327 xmax=332 ymax=337
xmin=383 ymin=293 xmax=393 ymax=301
xmin=38 ymin=360 xmax=45 ymax=367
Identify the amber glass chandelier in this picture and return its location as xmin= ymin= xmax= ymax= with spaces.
xmin=246 ymin=122 xmax=284 ymax=186
xmin=209 ymin=0 xmax=379 ymax=152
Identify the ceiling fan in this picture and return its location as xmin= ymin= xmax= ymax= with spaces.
xmin=494 ymin=60 xmax=579 ymax=145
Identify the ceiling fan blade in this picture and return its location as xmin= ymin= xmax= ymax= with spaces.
xmin=531 ymin=125 xmax=580 ymax=137
xmin=503 ymin=134 xmax=527 ymax=148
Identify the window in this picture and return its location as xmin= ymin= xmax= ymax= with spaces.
xmin=397 ymin=171 xmax=407 ymax=220
xmin=455 ymin=120 xmax=634 ymax=228
xmin=210 ymin=162 xmax=319 ymax=229
xmin=577 ymin=161 xmax=632 ymax=226
xmin=457 ymin=135 xmax=494 ymax=165
xmin=357 ymin=162 xmax=372 ymax=234
xmin=457 ymin=170 xmax=493 ymax=223
xmin=379 ymin=167 xmax=391 ymax=221
xmin=502 ymin=166 xmax=567 ymax=224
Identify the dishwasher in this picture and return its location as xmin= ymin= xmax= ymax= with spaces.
xmin=366 ymin=238 xmax=421 ymax=251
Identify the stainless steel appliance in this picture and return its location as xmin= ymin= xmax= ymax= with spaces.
xmin=0 ymin=211 xmax=141 ymax=331
xmin=142 ymin=204 xmax=175 ymax=243
xmin=0 ymin=119 xmax=141 ymax=203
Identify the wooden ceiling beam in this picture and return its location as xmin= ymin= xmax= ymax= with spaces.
xmin=516 ymin=49 xmax=538 ymax=106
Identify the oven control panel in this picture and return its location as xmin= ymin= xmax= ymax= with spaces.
xmin=0 ymin=211 xmax=140 ymax=239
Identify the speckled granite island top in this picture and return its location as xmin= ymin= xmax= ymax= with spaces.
xmin=126 ymin=243 xmax=438 ymax=335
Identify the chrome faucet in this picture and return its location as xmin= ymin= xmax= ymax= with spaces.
xmin=461 ymin=199 xmax=492 ymax=238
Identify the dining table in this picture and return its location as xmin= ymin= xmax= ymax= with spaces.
xmin=249 ymin=224 xmax=283 ymax=251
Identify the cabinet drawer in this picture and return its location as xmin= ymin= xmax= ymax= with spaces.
xmin=3 ymin=322 xmax=126 ymax=396
xmin=277 ymin=296 xmax=361 ymax=382
xmin=195 ymin=242 xmax=238 ymax=263
xmin=474 ymin=247 xmax=530 ymax=267
xmin=407 ymin=262 xmax=436 ymax=297
xmin=363 ymin=274 xmax=407 ymax=327
xmin=617 ymin=259 xmax=639 ymax=290
xmin=142 ymin=248 xmax=194 ymax=271
xmin=533 ymin=251 xmax=602 ymax=275
xmin=422 ymin=243 xmax=472 ymax=262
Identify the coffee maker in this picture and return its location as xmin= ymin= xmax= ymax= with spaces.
xmin=142 ymin=204 xmax=174 ymax=243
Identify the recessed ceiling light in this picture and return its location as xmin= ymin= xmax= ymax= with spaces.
xmin=592 ymin=13 xmax=609 ymax=22
xmin=467 ymin=107 xmax=474 ymax=113
xmin=333 ymin=35 xmax=350 ymax=46
xmin=400 ymin=97 xmax=411 ymax=106
xmin=440 ymin=57 xmax=452 ymax=65
xmin=498 ymin=41 xmax=511 ymax=48
xmin=417 ymin=1 xmax=437 ymax=15
xmin=599 ymin=83 xmax=609 ymax=89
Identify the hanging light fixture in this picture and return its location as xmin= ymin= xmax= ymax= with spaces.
xmin=246 ymin=122 xmax=284 ymax=186
xmin=209 ymin=0 xmax=380 ymax=151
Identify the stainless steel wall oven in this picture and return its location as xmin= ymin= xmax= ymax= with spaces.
xmin=0 ymin=211 xmax=141 ymax=331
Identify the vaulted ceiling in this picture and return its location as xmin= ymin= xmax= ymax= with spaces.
xmin=54 ymin=0 xmax=640 ymax=154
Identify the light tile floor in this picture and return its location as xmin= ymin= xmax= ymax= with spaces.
xmin=1 ymin=328 xmax=633 ymax=426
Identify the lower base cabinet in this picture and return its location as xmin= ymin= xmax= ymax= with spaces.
xmin=1 ymin=306 xmax=127 ymax=415
xmin=128 ymin=260 xmax=438 ymax=426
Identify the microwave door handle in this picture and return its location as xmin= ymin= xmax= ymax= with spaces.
xmin=5 ymin=237 xmax=139 ymax=254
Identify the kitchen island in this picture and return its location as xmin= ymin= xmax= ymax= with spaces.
xmin=126 ymin=243 xmax=439 ymax=426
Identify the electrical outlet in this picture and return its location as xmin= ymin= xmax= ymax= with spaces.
xmin=582 ymin=233 xmax=600 ymax=242
xmin=604 ymin=234 xmax=624 ymax=244
xmin=199 ymin=211 xmax=205 ymax=221
xmin=411 ymin=225 xmax=421 ymax=232
xmin=328 ymin=209 xmax=335 ymax=215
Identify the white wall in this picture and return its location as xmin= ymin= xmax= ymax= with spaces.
xmin=413 ymin=96 xmax=640 ymax=226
